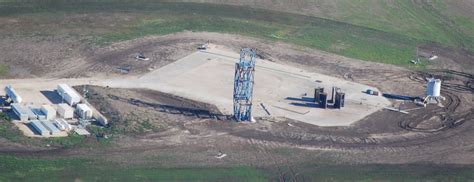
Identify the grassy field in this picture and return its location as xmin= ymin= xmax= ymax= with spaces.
xmin=1 ymin=155 xmax=474 ymax=181
xmin=0 ymin=1 xmax=436 ymax=67
xmin=178 ymin=0 xmax=474 ymax=52
xmin=0 ymin=155 xmax=268 ymax=182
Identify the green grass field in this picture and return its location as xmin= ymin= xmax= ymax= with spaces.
xmin=1 ymin=155 xmax=474 ymax=181
xmin=0 ymin=155 xmax=268 ymax=182
xmin=0 ymin=1 xmax=448 ymax=67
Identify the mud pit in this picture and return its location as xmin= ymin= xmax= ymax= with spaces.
xmin=104 ymin=46 xmax=391 ymax=126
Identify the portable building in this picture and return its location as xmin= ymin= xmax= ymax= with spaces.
xmin=41 ymin=120 xmax=60 ymax=135
xmin=25 ymin=107 xmax=37 ymax=120
xmin=30 ymin=120 xmax=48 ymax=136
xmin=30 ymin=107 xmax=46 ymax=120
xmin=76 ymin=104 xmax=93 ymax=119
xmin=11 ymin=104 xmax=28 ymax=121
xmin=4 ymin=85 xmax=22 ymax=103
xmin=57 ymin=103 xmax=74 ymax=119
xmin=41 ymin=105 xmax=56 ymax=120
xmin=57 ymin=84 xmax=81 ymax=106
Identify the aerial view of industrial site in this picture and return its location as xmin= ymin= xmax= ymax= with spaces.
xmin=0 ymin=1 xmax=473 ymax=181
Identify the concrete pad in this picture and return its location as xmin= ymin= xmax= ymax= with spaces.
xmin=104 ymin=48 xmax=391 ymax=126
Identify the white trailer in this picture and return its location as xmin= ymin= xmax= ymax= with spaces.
xmin=76 ymin=104 xmax=93 ymax=119
xmin=30 ymin=120 xmax=48 ymax=136
xmin=41 ymin=105 xmax=56 ymax=120
xmin=11 ymin=104 xmax=28 ymax=121
xmin=5 ymin=85 xmax=22 ymax=103
xmin=41 ymin=120 xmax=60 ymax=135
xmin=57 ymin=103 xmax=74 ymax=119
xmin=57 ymin=84 xmax=81 ymax=106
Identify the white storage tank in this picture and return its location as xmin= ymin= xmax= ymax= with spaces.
xmin=53 ymin=118 xmax=72 ymax=131
xmin=41 ymin=105 xmax=56 ymax=120
xmin=427 ymin=78 xmax=441 ymax=97
xmin=57 ymin=103 xmax=74 ymax=119
xmin=57 ymin=84 xmax=81 ymax=106
xmin=5 ymin=85 xmax=22 ymax=103
xmin=76 ymin=104 xmax=93 ymax=119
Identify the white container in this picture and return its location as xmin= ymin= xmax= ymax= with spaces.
xmin=11 ymin=103 xmax=28 ymax=121
xmin=57 ymin=103 xmax=74 ymax=119
xmin=30 ymin=120 xmax=48 ymax=136
xmin=76 ymin=104 xmax=93 ymax=119
xmin=427 ymin=78 xmax=441 ymax=97
xmin=57 ymin=84 xmax=81 ymax=106
xmin=5 ymin=85 xmax=22 ymax=103
xmin=41 ymin=105 xmax=56 ymax=120
xmin=41 ymin=120 xmax=60 ymax=135
xmin=53 ymin=118 xmax=72 ymax=131
xmin=53 ymin=119 xmax=66 ymax=131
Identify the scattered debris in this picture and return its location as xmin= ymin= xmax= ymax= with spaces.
xmin=74 ymin=128 xmax=91 ymax=136
xmin=384 ymin=106 xmax=409 ymax=114
xmin=429 ymin=55 xmax=438 ymax=60
xmin=135 ymin=52 xmax=150 ymax=61
xmin=215 ymin=151 xmax=227 ymax=159
xmin=260 ymin=103 xmax=271 ymax=116
xmin=198 ymin=41 xmax=209 ymax=50
xmin=410 ymin=59 xmax=421 ymax=65
xmin=365 ymin=89 xmax=379 ymax=96
xmin=117 ymin=65 xmax=131 ymax=74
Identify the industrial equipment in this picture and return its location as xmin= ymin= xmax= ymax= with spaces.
xmin=233 ymin=48 xmax=257 ymax=122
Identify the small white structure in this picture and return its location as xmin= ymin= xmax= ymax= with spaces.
xmin=76 ymin=104 xmax=93 ymax=119
xmin=4 ymin=85 xmax=22 ymax=103
xmin=11 ymin=103 xmax=28 ymax=121
xmin=427 ymin=78 xmax=441 ymax=97
xmin=57 ymin=84 xmax=81 ymax=106
xmin=25 ymin=107 xmax=37 ymax=120
xmin=425 ymin=78 xmax=445 ymax=104
xmin=57 ymin=103 xmax=74 ymax=119
xmin=40 ymin=105 xmax=56 ymax=120
xmin=53 ymin=118 xmax=72 ymax=131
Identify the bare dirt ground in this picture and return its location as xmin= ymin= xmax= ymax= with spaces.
xmin=0 ymin=32 xmax=473 ymax=172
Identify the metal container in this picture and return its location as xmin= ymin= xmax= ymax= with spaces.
xmin=330 ymin=87 xmax=340 ymax=103
xmin=314 ymin=87 xmax=324 ymax=103
xmin=57 ymin=103 xmax=74 ymax=119
xmin=57 ymin=84 xmax=81 ymax=106
xmin=426 ymin=78 xmax=441 ymax=97
xmin=41 ymin=120 xmax=60 ymax=135
xmin=30 ymin=120 xmax=48 ymax=136
xmin=5 ymin=85 xmax=22 ymax=103
xmin=334 ymin=92 xmax=345 ymax=109
xmin=11 ymin=103 xmax=28 ymax=121
xmin=320 ymin=93 xmax=328 ymax=109
xmin=41 ymin=105 xmax=56 ymax=120
xmin=76 ymin=104 xmax=93 ymax=119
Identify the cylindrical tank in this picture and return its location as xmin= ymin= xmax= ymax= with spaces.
xmin=320 ymin=93 xmax=328 ymax=109
xmin=314 ymin=87 xmax=324 ymax=103
xmin=427 ymin=78 xmax=441 ymax=97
